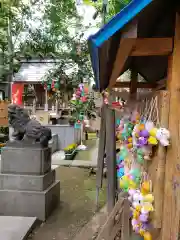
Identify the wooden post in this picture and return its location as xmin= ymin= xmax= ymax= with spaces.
xmin=106 ymin=107 xmax=116 ymax=214
xmin=96 ymin=105 xmax=106 ymax=189
xmin=153 ymin=91 xmax=170 ymax=228
xmin=161 ymin=13 xmax=180 ymax=240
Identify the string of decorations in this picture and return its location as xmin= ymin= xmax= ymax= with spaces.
xmin=104 ymin=94 xmax=170 ymax=240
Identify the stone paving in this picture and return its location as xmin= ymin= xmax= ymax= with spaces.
xmin=0 ymin=216 xmax=36 ymax=240
xmin=28 ymin=166 xmax=106 ymax=240
xmin=51 ymin=139 xmax=99 ymax=168
xmin=0 ymin=139 xmax=102 ymax=239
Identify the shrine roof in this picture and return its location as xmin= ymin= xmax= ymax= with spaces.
xmin=88 ymin=0 xmax=176 ymax=91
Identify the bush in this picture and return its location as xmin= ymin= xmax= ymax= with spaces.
xmin=64 ymin=143 xmax=77 ymax=154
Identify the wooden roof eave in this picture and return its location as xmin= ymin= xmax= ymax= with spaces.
xmin=108 ymin=37 xmax=173 ymax=89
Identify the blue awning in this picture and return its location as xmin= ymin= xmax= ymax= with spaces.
xmin=88 ymin=0 xmax=153 ymax=90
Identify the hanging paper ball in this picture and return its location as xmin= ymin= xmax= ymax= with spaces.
xmin=43 ymin=83 xmax=47 ymax=90
xmin=117 ymin=168 xmax=124 ymax=178
xmin=79 ymin=115 xmax=84 ymax=121
xmin=139 ymin=129 xmax=149 ymax=138
xmin=145 ymin=121 xmax=154 ymax=132
xmin=141 ymin=181 xmax=151 ymax=195
xmin=76 ymin=90 xmax=81 ymax=96
xmin=137 ymin=148 xmax=143 ymax=155
xmin=119 ymin=176 xmax=129 ymax=191
xmin=143 ymin=194 xmax=154 ymax=203
xmin=71 ymin=94 xmax=76 ymax=101
xmin=47 ymin=85 xmax=51 ymax=91
xmin=148 ymin=136 xmax=158 ymax=145
xmin=143 ymin=232 xmax=152 ymax=240
xmin=138 ymin=137 xmax=148 ymax=146
xmin=139 ymin=228 xmax=146 ymax=236
xmin=84 ymin=87 xmax=88 ymax=93
xmin=119 ymin=155 xmax=124 ymax=162
xmin=127 ymin=143 xmax=133 ymax=149
xmin=149 ymin=128 xmax=158 ymax=137
xmin=130 ymin=168 xmax=141 ymax=179
xmin=54 ymin=82 xmax=60 ymax=89
xmin=137 ymin=155 xmax=144 ymax=164
xmin=51 ymin=80 xmax=55 ymax=88
xmin=120 ymin=147 xmax=128 ymax=158
xmin=138 ymin=124 xmax=145 ymax=131
xmin=139 ymin=213 xmax=148 ymax=222
xmin=81 ymin=96 xmax=87 ymax=102
xmin=132 ymin=218 xmax=138 ymax=227
xmin=78 ymin=83 xmax=84 ymax=90
xmin=129 ymin=180 xmax=137 ymax=189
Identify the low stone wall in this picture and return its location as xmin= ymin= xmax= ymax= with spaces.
xmin=45 ymin=124 xmax=81 ymax=150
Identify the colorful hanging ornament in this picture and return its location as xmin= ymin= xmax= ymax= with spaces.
xmin=54 ymin=82 xmax=60 ymax=89
xmin=47 ymin=84 xmax=51 ymax=91
xmin=43 ymin=83 xmax=47 ymax=90
xmin=51 ymin=80 xmax=55 ymax=89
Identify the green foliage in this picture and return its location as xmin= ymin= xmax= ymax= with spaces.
xmin=0 ymin=0 xmax=89 ymax=84
xmin=85 ymin=0 xmax=132 ymax=23
xmin=0 ymin=0 xmax=33 ymax=79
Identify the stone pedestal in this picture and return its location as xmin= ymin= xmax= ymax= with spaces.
xmin=0 ymin=146 xmax=60 ymax=221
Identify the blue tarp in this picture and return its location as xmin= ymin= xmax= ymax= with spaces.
xmin=88 ymin=0 xmax=153 ymax=89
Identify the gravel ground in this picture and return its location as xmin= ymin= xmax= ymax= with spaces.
xmin=28 ymin=166 xmax=106 ymax=240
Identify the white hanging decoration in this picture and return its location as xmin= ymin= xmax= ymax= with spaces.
xmin=156 ymin=128 xmax=170 ymax=147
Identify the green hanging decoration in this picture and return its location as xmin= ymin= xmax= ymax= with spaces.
xmin=47 ymin=84 xmax=51 ymax=91
xmin=137 ymin=154 xmax=144 ymax=164
xmin=81 ymin=90 xmax=85 ymax=97
xmin=54 ymin=82 xmax=60 ymax=89
xmin=79 ymin=112 xmax=84 ymax=121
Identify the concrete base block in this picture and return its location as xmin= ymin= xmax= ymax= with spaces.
xmin=0 ymin=181 xmax=60 ymax=221
xmin=1 ymin=146 xmax=51 ymax=175
xmin=0 ymin=170 xmax=55 ymax=191
xmin=0 ymin=216 xmax=37 ymax=240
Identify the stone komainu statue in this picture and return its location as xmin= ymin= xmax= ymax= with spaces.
xmin=8 ymin=104 xmax=52 ymax=147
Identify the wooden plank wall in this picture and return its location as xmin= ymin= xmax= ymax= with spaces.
xmin=136 ymin=91 xmax=169 ymax=238
xmin=147 ymin=91 xmax=169 ymax=238
xmin=161 ymin=13 xmax=180 ymax=240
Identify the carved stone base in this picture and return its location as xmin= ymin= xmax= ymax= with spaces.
xmin=0 ymin=180 xmax=60 ymax=221
xmin=1 ymin=146 xmax=51 ymax=175
xmin=0 ymin=170 xmax=55 ymax=191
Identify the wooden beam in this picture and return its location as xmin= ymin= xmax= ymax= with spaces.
xmin=96 ymin=197 xmax=124 ymax=240
xmin=161 ymin=13 xmax=180 ymax=240
xmin=108 ymin=38 xmax=172 ymax=89
xmin=130 ymin=38 xmax=173 ymax=56
xmin=114 ymin=82 xmax=157 ymax=88
xmin=108 ymin=38 xmax=135 ymax=89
